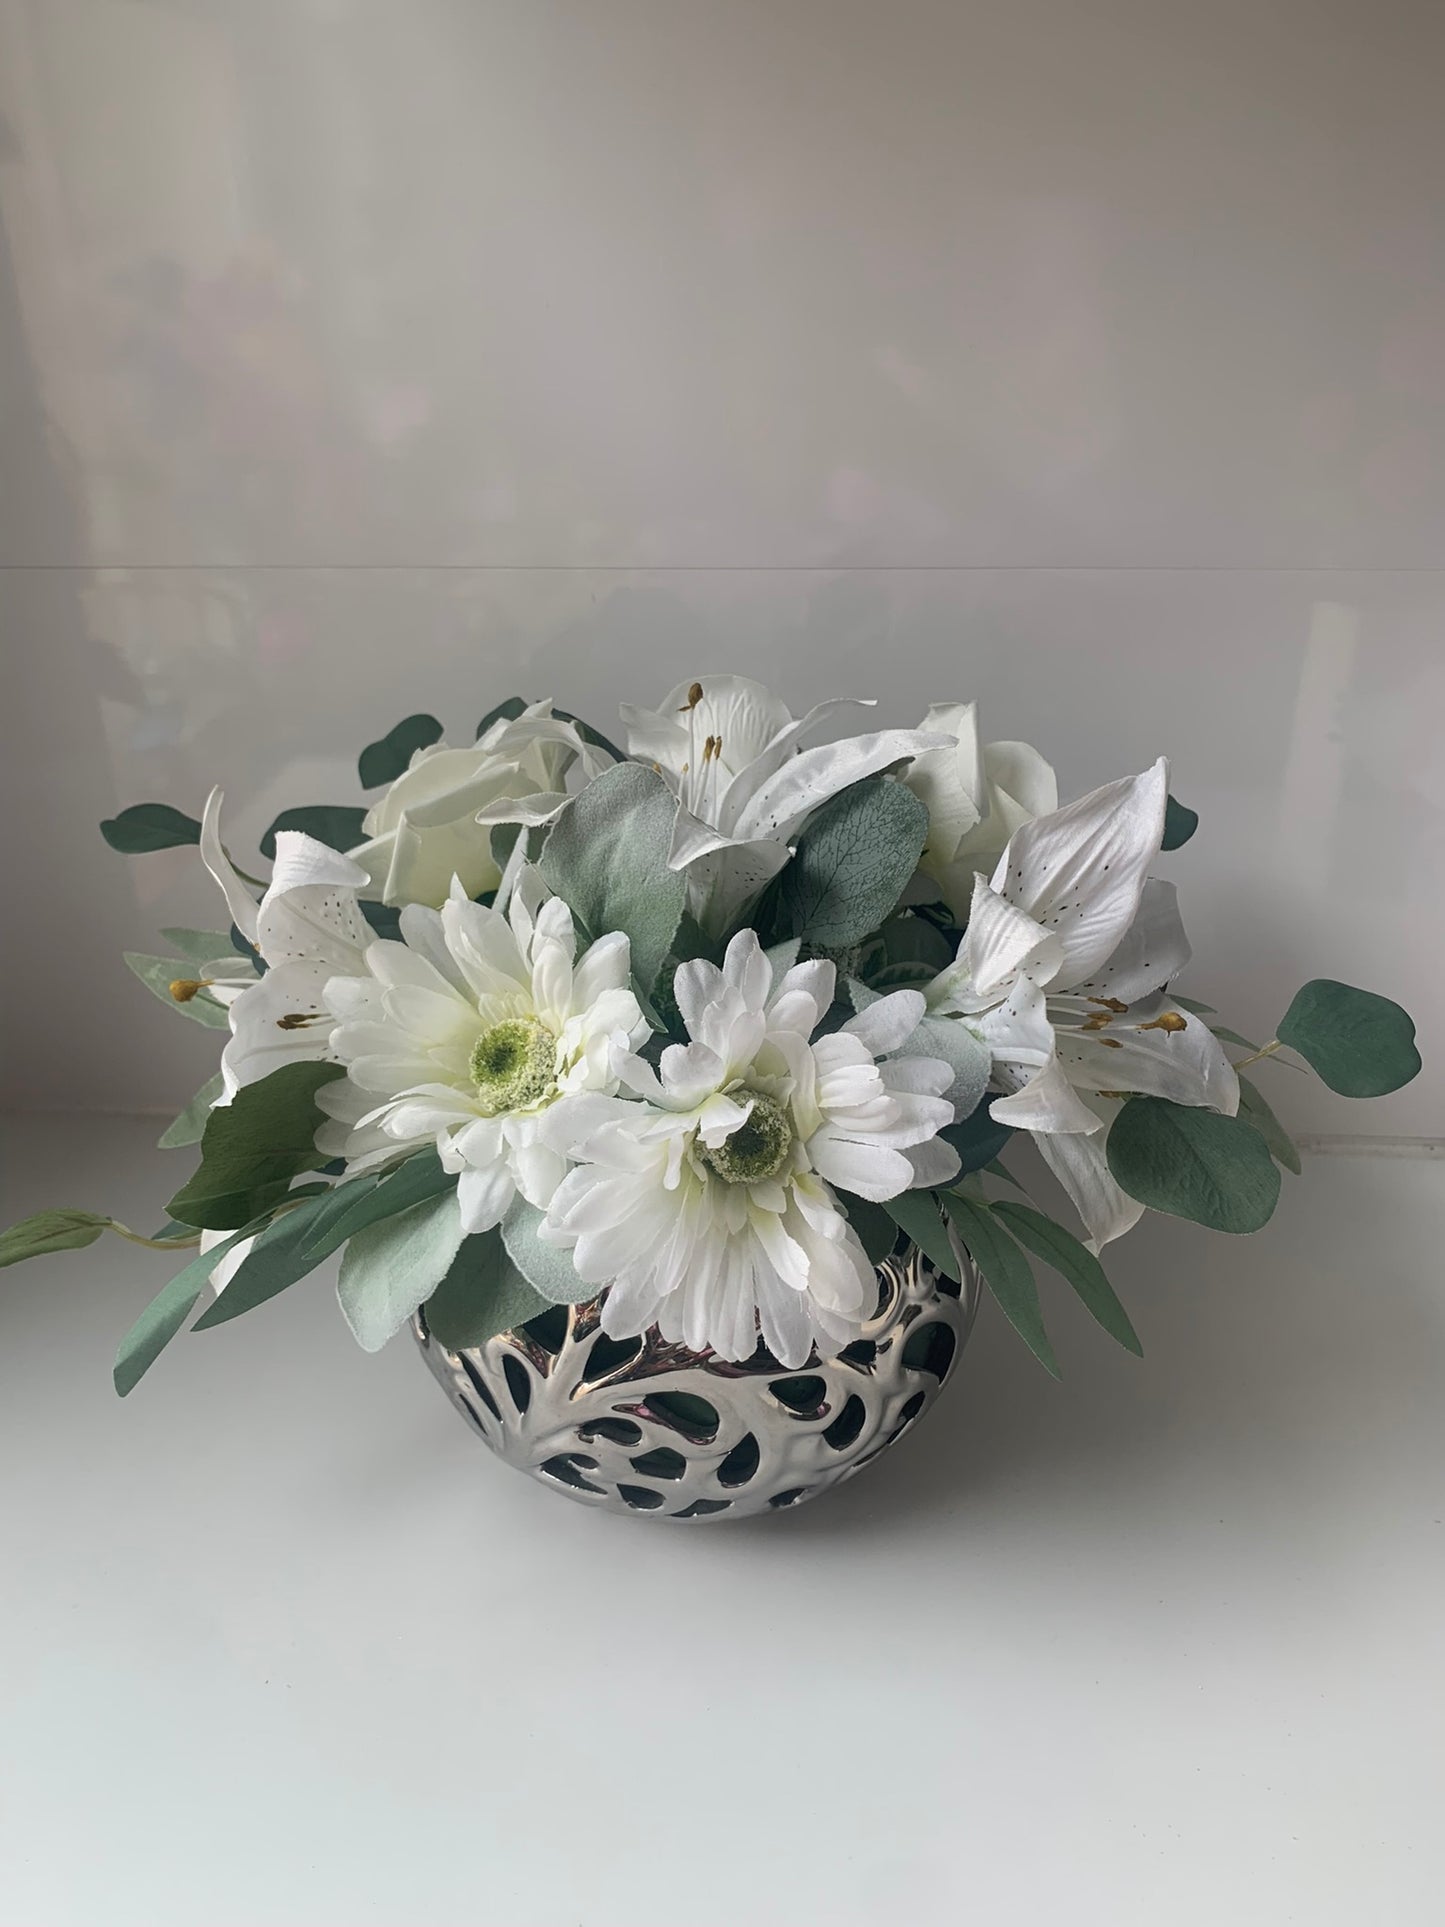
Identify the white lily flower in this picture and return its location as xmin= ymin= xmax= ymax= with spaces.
xmin=619 ymin=675 xmax=950 ymax=936
xmin=200 ymin=788 xmax=373 ymax=1098
xmin=349 ymin=700 xmax=610 ymax=908
xmin=922 ymin=759 xmax=1238 ymax=1250
xmin=903 ymin=701 xmax=1057 ymax=922
xmin=539 ymin=930 xmax=960 ymax=1367
xmin=317 ymin=869 xmax=647 ymax=1234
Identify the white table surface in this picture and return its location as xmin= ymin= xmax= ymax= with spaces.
xmin=2 ymin=1113 xmax=1442 ymax=1927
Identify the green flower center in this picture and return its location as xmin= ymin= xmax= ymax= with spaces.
xmin=698 ymin=1092 xmax=794 ymax=1185
xmin=469 ymin=1018 xmax=558 ymax=1116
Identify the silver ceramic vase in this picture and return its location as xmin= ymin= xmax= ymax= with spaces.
xmin=412 ymin=1239 xmax=979 ymax=1522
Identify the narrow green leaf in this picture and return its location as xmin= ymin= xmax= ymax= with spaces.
xmin=165 ymin=1062 xmax=343 ymax=1230
xmin=423 ymin=1228 xmax=551 ymax=1349
xmin=1236 ymin=1073 xmax=1303 ymax=1176
xmin=190 ymin=1190 xmax=343 ymax=1331
xmin=940 ymin=1095 xmax=1014 ymax=1175
xmin=1161 ymin=795 xmax=1199 ymax=850
xmin=776 ymin=777 xmax=929 ymax=949
xmin=1277 ymin=978 xmax=1421 ymax=1098
xmin=337 ymin=1190 xmax=466 ymax=1352
xmin=500 ymin=1198 xmax=594 ymax=1303
xmin=882 ymin=1188 xmax=961 ymax=1282
xmin=983 ymin=1158 xmax=1028 ymax=1193
xmin=259 ymin=805 xmax=367 ymax=862
xmin=305 ymin=1150 xmax=450 ymax=1251
xmin=1106 ymin=1096 xmax=1280 ymax=1232
xmin=1171 ymin=994 xmax=1216 ymax=1015
xmin=358 ymin=713 xmax=443 ymax=789
xmin=550 ymin=704 xmax=627 ymax=766
xmin=0 ymin=1209 xmax=112 ymax=1268
xmin=836 ymin=1192 xmax=899 ymax=1267
xmin=123 ymin=953 xmax=230 ymax=1029
xmin=992 ymin=1200 xmax=1142 ymax=1356
xmin=537 ymin=761 xmax=686 ymax=997
xmin=158 ymin=1073 xmax=225 ymax=1148
xmin=114 ymin=1219 xmax=261 ymax=1395
xmin=1213 ymin=1027 xmax=1259 ymax=1051
xmin=100 ymin=802 xmax=202 ymax=853
xmin=942 ymin=1194 xmax=1060 ymax=1376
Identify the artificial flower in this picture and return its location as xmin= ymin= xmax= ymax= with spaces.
xmin=921 ymin=759 xmax=1237 ymax=1248
xmin=349 ymin=700 xmax=609 ymax=908
xmin=539 ymin=930 xmax=960 ymax=1367
xmin=620 ymin=675 xmax=948 ymax=935
xmin=902 ymin=700 xmax=1057 ymax=922
xmin=316 ymin=870 xmax=647 ymax=1233
xmin=200 ymin=788 xmax=373 ymax=1097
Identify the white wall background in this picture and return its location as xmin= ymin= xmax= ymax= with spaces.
xmin=1 ymin=0 xmax=1440 ymax=1138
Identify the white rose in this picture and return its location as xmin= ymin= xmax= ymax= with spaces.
xmin=349 ymin=700 xmax=608 ymax=908
xmin=903 ymin=701 xmax=1057 ymax=921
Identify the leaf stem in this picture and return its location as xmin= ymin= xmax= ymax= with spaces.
xmin=1229 ymin=1039 xmax=1283 ymax=1073
xmin=110 ymin=1223 xmax=203 ymax=1251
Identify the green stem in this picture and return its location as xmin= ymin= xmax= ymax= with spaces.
xmin=110 ymin=1223 xmax=202 ymax=1251
xmin=1230 ymin=1038 xmax=1284 ymax=1074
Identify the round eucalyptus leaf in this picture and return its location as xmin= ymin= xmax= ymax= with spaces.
xmin=1276 ymin=978 xmax=1421 ymax=1098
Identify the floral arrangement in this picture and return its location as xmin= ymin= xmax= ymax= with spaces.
xmin=3 ymin=679 xmax=1420 ymax=1394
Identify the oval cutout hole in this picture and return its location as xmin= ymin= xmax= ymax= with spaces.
xmin=617 ymin=1484 xmax=665 ymax=1510
xmin=460 ymin=1356 xmax=502 ymax=1422
xmin=539 ymin=1454 xmax=604 ymax=1495
xmin=501 ymin=1353 xmax=532 ymax=1414
xmin=578 ymin=1417 xmax=643 ymax=1447
xmin=768 ymin=1486 xmax=809 ymax=1509
xmin=717 ymin=1432 xmax=761 ymax=1487
xmin=823 ymin=1394 xmax=866 ymax=1450
xmin=901 ymin=1322 xmax=957 ymax=1381
xmin=769 ymin=1375 xmax=827 ymax=1416
xmin=630 ymin=1447 xmax=687 ymax=1481
xmin=644 ymin=1391 xmax=720 ymax=1442
xmin=521 ymin=1305 xmax=570 ymax=1353
xmin=584 ymin=1333 xmax=644 ymax=1383
xmin=674 ymin=1499 xmax=731 ymax=1518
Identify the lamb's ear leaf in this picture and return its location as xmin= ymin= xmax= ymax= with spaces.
xmin=500 ymin=1198 xmax=596 ymax=1304
xmin=1106 ymin=1096 xmax=1280 ymax=1232
xmin=1276 ymin=979 xmax=1421 ymax=1098
xmin=336 ymin=1191 xmax=466 ymax=1352
xmin=422 ymin=1229 xmax=551 ymax=1349
xmin=775 ymin=777 xmax=929 ymax=950
xmin=537 ymin=762 xmax=685 ymax=998
xmin=990 ymin=1201 xmax=1141 ymax=1357
xmin=941 ymin=1193 xmax=1060 ymax=1377
xmin=101 ymin=803 xmax=202 ymax=853
xmin=259 ymin=806 xmax=367 ymax=862
xmin=358 ymin=714 xmax=443 ymax=789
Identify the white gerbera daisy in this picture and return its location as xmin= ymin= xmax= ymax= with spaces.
xmin=539 ymin=930 xmax=960 ymax=1368
xmin=317 ymin=870 xmax=647 ymax=1233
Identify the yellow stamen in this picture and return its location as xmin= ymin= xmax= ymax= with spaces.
xmin=168 ymin=978 xmax=210 ymax=1003
xmin=1139 ymin=1011 xmax=1187 ymax=1035
xmin=1098 ymin=1036 xmax=1123 ymax=1049
xmin=1088 ymin=996 xmax=1129 ymax=1013
xmin=679 ymin=681 xmax=704 ymax=712
xmin=276 ymin=1012 xmax=324 ymax=1030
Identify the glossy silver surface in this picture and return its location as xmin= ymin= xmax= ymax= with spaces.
xmin=412 ymin=1240 xmax=979 ymax=1521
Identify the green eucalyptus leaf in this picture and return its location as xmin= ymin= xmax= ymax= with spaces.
xmin=550 ymin=705 xmax=627 ymax=766
xmin=776 ymin=777 xmax=929 ymax=950
xmin=259 ymin=805 xmax=367 ymax=862
xmin=1276 ymin=978 xmax=1421 ymax=1098
xmin=0 ymin=1208 xmax=112 ymax=1268
xmin=165 ymin=1062 xmax=343 ymax=1230
xmin=1106 ymin=1096 xmax=1280 ymax=1232
xmin=991 ymin=1201 xmax=1142 ymax=1356
xmin=836 ymin=1192 xmax=899 ymax=1267
xmin=1236 ymin=1073 xmax=1303 ymax=1176
xmin=422 ymin=1228 xmax=551 ymax=1349
xmin=123 ymin=953 xmax=231 ymax=1030
xmin=500 ymin=1198 xmax=594 ymax=1303
xmin=158 ymin=1073 xmax=225 ymax=1149
xmin=942 ymin=1193 xmax=1060 ymax=1376
xmin=337 ymin=1190 xmax=466 ymax=1352
xmin=475 ymin=696 xmax=528 ymax=737
xmin=190 ymin=1191 xmax=341 ymax=1331
xmin=882 ymin=1188 xmax=961 ymax=1282
xmin=537 ymin=761 xmax=685 ymax=997
xmin=1212 ymin=1027 xmax=1259 ymax=1051
xmin=1170 ymin=994 xmax=1216 ymax=1015
xmin=100 ymin=803 xmax=202 ymax=853
xmin=358 ymin=713 xmax=443 ymax=789
xmin=1161 ymin=795 xmax=1199 ymax=851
